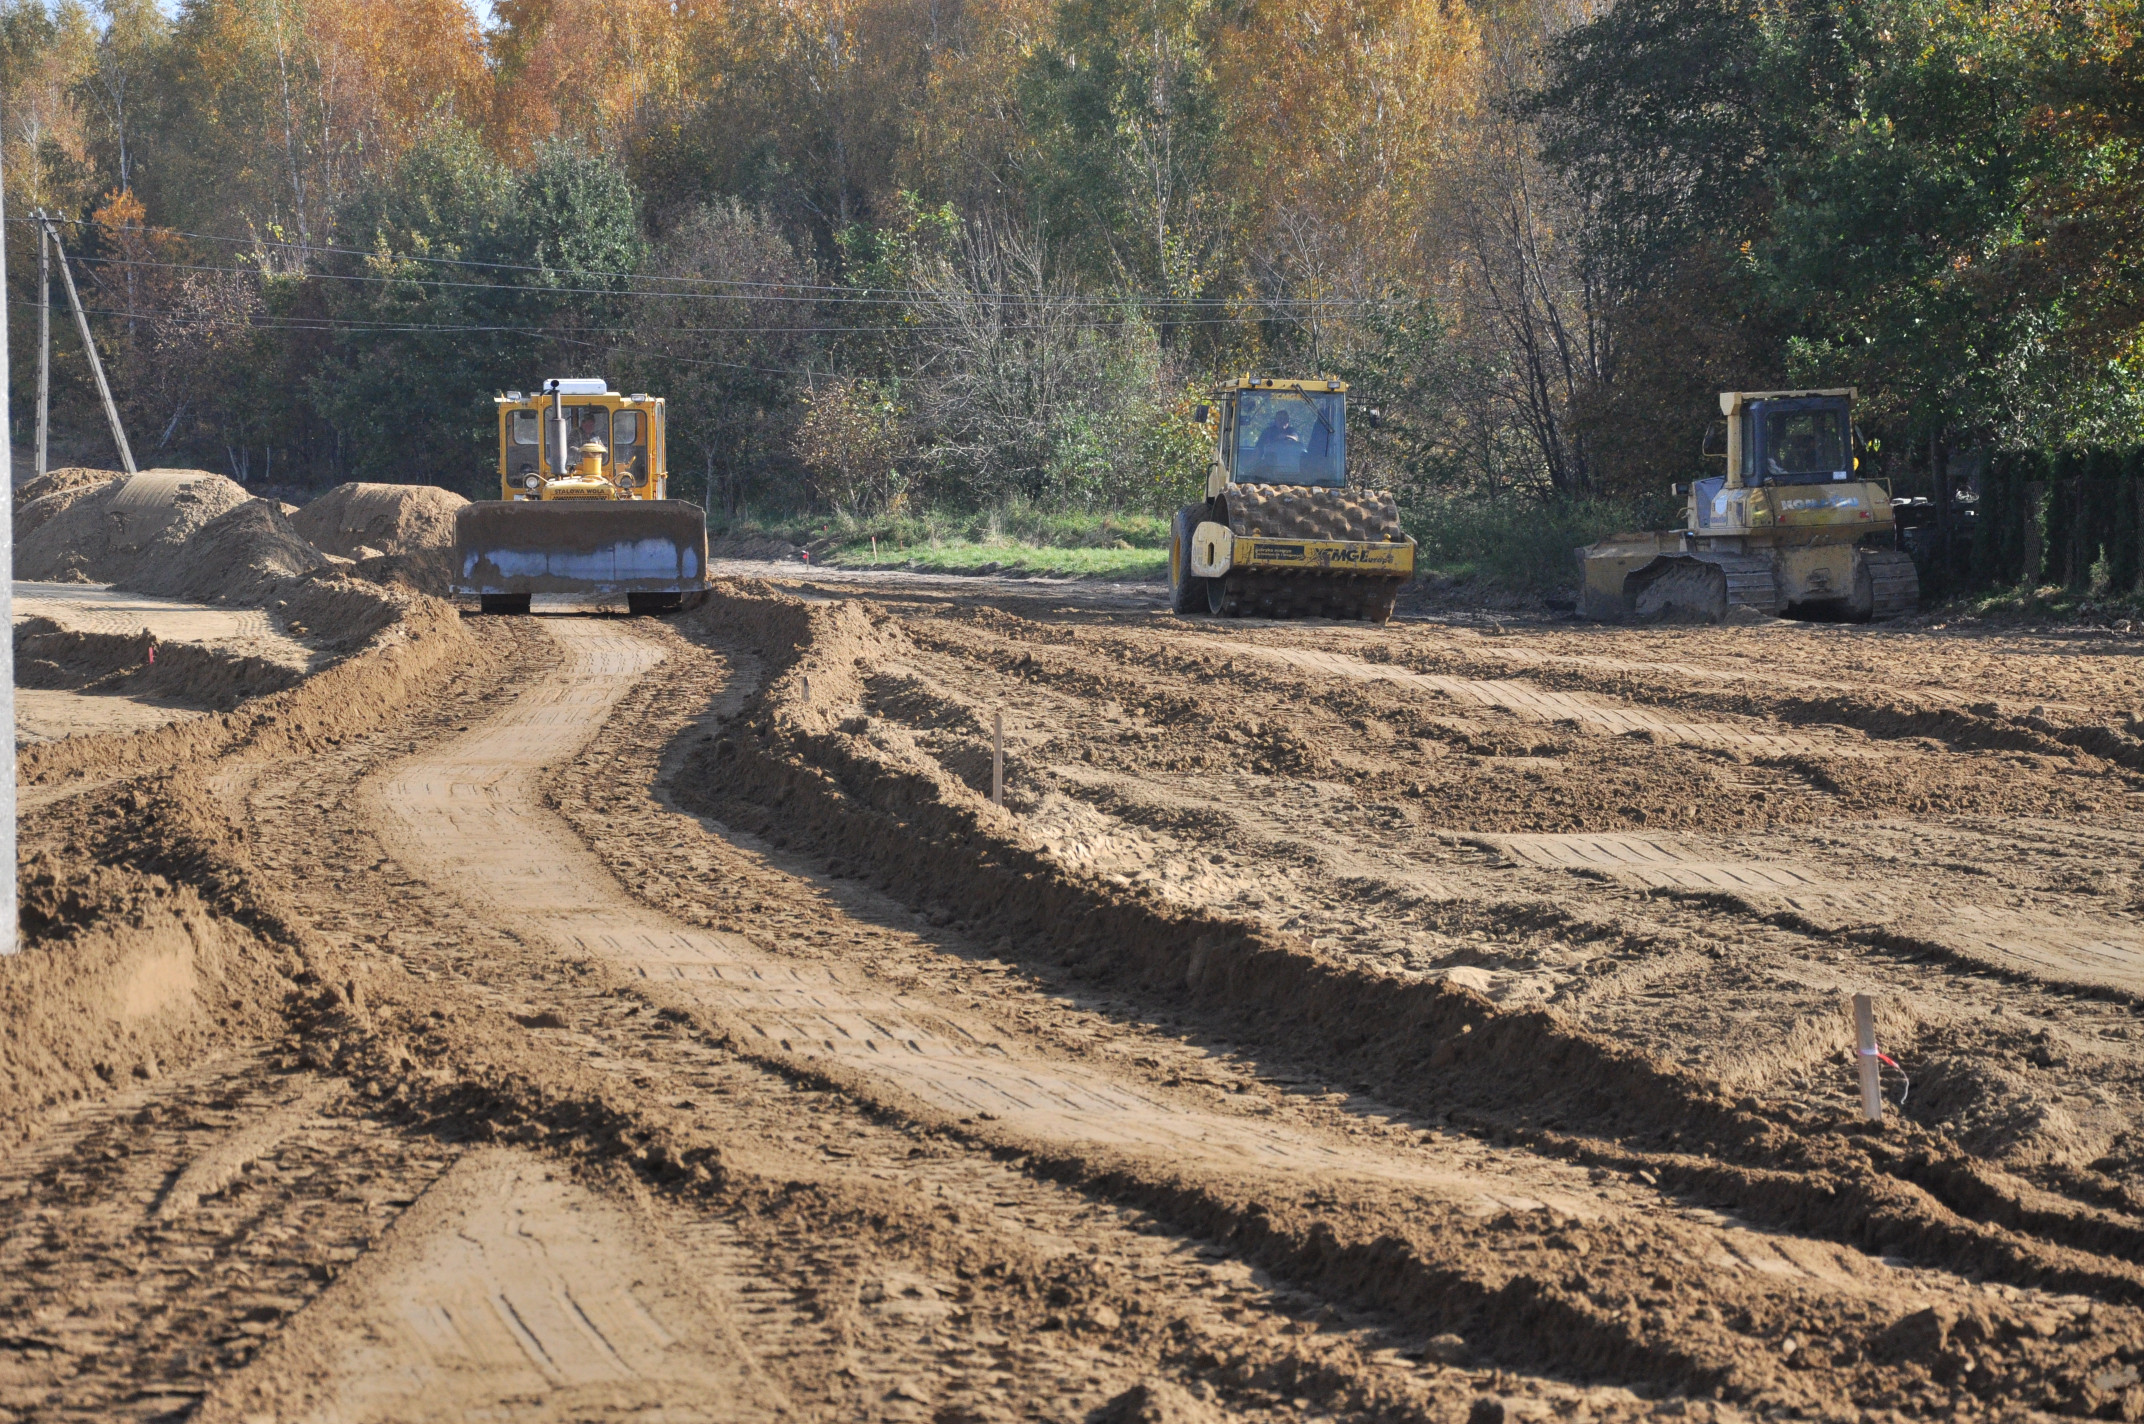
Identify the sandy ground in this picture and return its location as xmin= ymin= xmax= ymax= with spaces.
xmin=12 ymin=583 xmax=320 ymax=669
xmin=7 ymin=569 xmax=2144 ymax=1423
xmin=11 ymin=581 xmax=323 ymax=749
xmin=12 ymin=687 xmax=204 ymax=745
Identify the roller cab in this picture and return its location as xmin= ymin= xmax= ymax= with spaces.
xmin=454 ymin=378 xmax=708 ymax=614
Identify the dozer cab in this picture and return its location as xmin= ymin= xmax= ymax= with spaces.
xmin=1169 ymin=376 xmax=1416 ymax=622
xmin=1578 ymin=388 xmax=1919 ymax=623
xmin=453 ymin=378 xmax=709 ymax=614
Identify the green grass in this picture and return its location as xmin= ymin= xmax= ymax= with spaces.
xmin=716 ymin=504 xmax=1174 ymax=580
xmin=1401 ymin=491 xmax=1681 ymax=594
xmin=1956 ymin=581 xmax=2144 ymax=622
xmin=831 ymin=539 xmax=1167 ymax=578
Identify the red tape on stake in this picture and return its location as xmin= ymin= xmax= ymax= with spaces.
xmin=1857 ymin=1045 xmax=1911 ymax=1104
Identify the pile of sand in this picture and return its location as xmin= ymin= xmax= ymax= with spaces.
xmin=292 ymin=483 xmax=467 ymax=559
xmin=17 ymin=469 xmax=252 ymax=584
xmin=14 ymin=468 xmax=127 ymax=545
xmin=349 ymin=547 xmax=456 ymax=597
xmin=121 ymin=499 xmax=330 ymax=605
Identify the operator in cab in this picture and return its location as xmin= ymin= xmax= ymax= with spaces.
xmin=1257 ymin=409 xmax=1302 ymax=456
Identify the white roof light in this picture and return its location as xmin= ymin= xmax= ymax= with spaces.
xmin=545 ymin=378 xmax=610 ymax=395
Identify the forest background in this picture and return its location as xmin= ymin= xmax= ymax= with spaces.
xmin=0 ymin=0 xmax=2139 ymax=581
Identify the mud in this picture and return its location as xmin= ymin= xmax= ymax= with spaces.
xmin=7 ymin=568 xmax=2144 ymax=1423
xmin=289 ymin=482 xmax=466 ymax=560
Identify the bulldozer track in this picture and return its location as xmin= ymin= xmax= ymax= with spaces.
xmin=1861 ymin=546 xmax=1921 ymax=619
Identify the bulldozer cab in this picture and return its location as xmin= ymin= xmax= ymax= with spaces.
xmin=1723 ymin=389 xmax=1856 ymax=488
xmin=1203 ymin=377 xmax=1349 ymax=499
xmin=496 ymin=379 xmax=666 ymax=500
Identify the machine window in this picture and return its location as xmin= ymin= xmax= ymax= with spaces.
xmin=547 ymin=405 xmax=611 ymax=472
xmin=511 ymin=410 xmax=539 ymax=445
xmin=1763 ymin=410 xmax=1847 ymax=480
xmin=1233 ymin=391 xmax=1344 ymax=487
xmin=612 ymin=410 xmax=648 ymax=487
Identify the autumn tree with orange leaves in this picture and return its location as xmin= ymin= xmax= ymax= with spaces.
xmin=0 ymin=0 xmax=2134 ymax=517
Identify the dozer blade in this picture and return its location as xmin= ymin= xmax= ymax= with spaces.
xmin=452 ymin=500 xmax=709 ymax=596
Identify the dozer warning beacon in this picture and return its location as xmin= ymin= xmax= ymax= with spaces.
xmin=452 ymin=378 xmax=709 ymax=614
xmin=1169 ymin=376 xmax=1415 ymax=622
xmin=1578 ymin=388 xmax=1919 ymax=622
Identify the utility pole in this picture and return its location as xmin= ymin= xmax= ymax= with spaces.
xmin=35 ymin=212 xmax=48 ymax=479
xmin=2 ymin=151 xmax=17 ymax=954
xmin=42 ymin=215 xmax=135 ymax=476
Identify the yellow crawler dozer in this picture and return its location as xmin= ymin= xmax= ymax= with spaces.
xmin=453 ymin=378 xmax=709 ymax=615
xmin=1169 ymin=376 xmax=1416 ymax=622
xmin=1578 ymin=388 xmax=1919 ymax=623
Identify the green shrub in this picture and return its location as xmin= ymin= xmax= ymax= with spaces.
xmin=1403 ymin=490 xmax=1681 ymax=594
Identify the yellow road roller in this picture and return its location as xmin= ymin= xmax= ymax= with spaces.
xmin=1168 ymin=376 xmax=1416 ymax=622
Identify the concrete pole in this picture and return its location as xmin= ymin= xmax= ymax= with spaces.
xmin=35 ymin=213 xmax=47 ymax=479
xmin=2 ymin=154 xmax=18 ymax=954
xmin=43 ymin=217 xmax=134 ymax=476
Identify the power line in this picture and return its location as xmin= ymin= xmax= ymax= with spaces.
xmin=70 ymin=292 xmax=1336 ymax=336
xmin=14 ymin=211 xmax=1398 ymax=311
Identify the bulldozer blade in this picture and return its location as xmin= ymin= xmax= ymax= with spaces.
xmin=452 ymin=500 xmax=709 ymax=596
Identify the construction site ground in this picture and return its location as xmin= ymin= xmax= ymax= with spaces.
xmin=7 ymin=567 xmax=2144 ymax=1424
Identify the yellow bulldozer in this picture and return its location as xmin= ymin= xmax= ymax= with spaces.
xmin=1168 ymin=376 xmax=1416 ymax=622
xmin=453 ymin=378 xmax=709 ymax=614
xmin=1578 ymin=388 xmax=1919 ymax=622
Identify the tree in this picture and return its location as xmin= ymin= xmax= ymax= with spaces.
xmin=625 ymin=200 xmax=817 ymax=515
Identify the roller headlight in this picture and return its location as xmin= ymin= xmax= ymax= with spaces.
xmin=522 ymin=473 xmax=542 ymax=491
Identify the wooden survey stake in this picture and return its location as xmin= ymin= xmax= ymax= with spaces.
xmin=992 ymin=709 xmax=1004 ymax=807
xmin=1853 ymin=993 xmax=1883 ymax=1122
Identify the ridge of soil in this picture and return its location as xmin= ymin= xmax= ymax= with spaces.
xmin=9 ymin=566 xmax=2144 ymax=1422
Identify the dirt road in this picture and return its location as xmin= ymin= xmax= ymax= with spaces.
xmin=6 ymin=575 xmax=2144 ymax=1422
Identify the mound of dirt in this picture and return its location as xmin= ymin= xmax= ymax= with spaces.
xmin=351 ymin=546 xmax=455 ymax=597
xmin=14 ymin=470 xmax=126 ymax=546
xmin=16 ymin=466 xmax=126 ymax=505
xmin=120 ymin=498 xmax=331 ymax=605
xmin=17 ymin=469 xmax=253 ymax=585
xmin=292 ymin=482 xmax=467 ymax=559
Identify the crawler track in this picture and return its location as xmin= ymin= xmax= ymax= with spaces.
xmin=7 ymin=571 xmax=2144 ymax=1422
